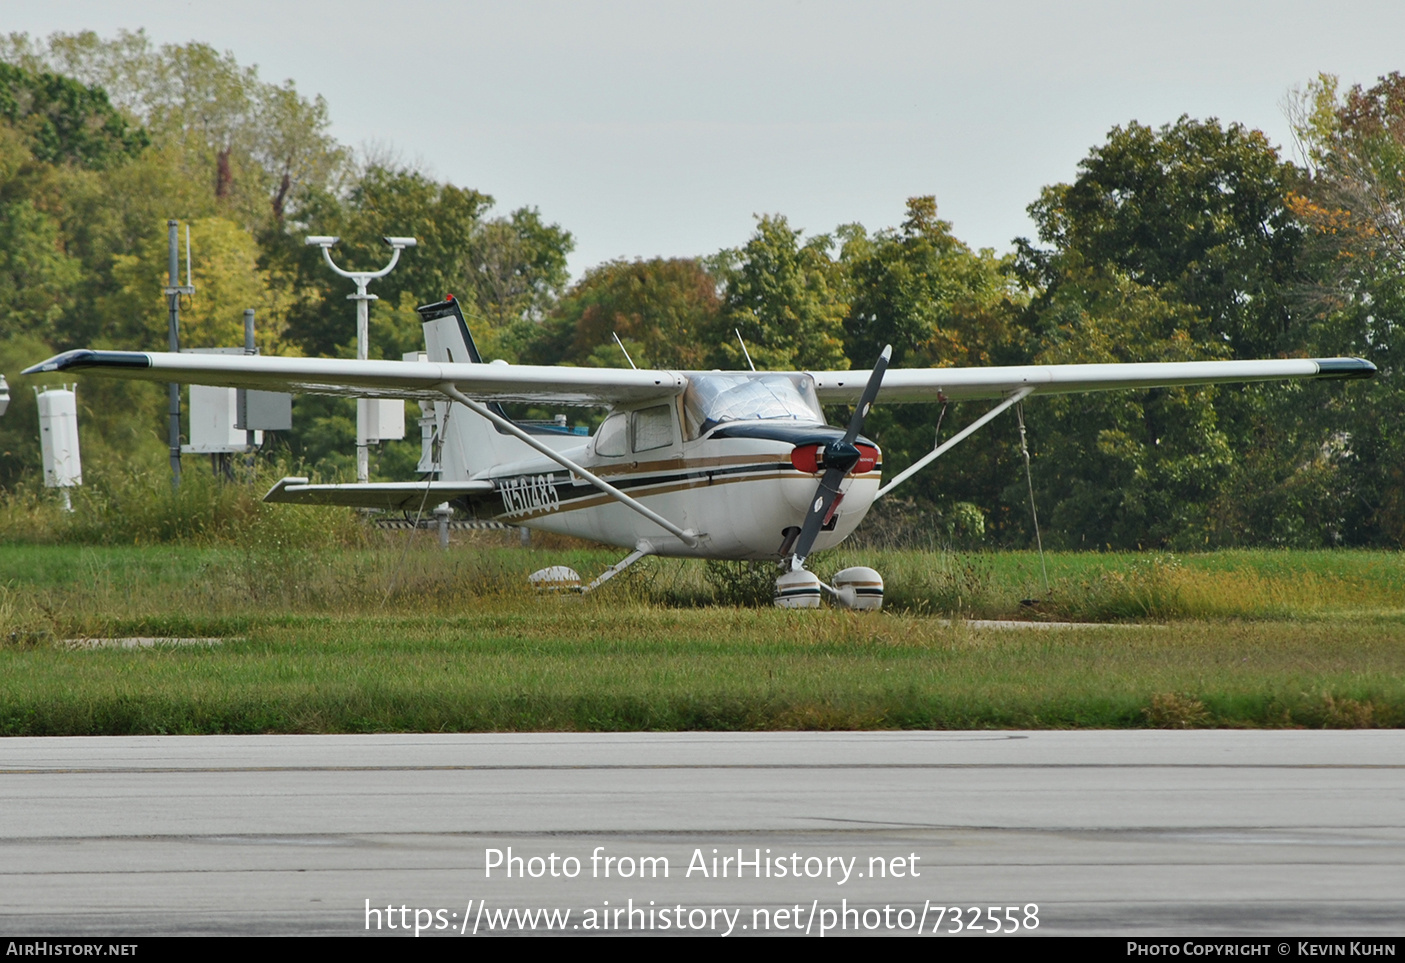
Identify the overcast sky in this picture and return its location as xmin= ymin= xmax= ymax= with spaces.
xmin=9 ymin=1 xmax=1405 ymax=277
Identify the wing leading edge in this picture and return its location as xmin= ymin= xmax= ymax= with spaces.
xmin=26 ymin=349 xmax=1373 ymax=407
xmin=809 ymin=357 xmax=1376 ymax=404
xmin=24 ymin=350 xmax=686 ymax=407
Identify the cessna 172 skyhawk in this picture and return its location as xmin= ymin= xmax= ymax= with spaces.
xmin=27 ymin=296 xmax=1375 ymax=608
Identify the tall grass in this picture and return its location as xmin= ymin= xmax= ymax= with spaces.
xmin=4 ymin=464 xmax=1404 ymax=624
xmin=1 ymin=603 xmax=1401 ymax=734
xmin=0 ymin=464 xmax=362 ymax=548
xmin=820 ymin=549 xmax=1405 ymax=621
xmin=2 ymin=543 xmax=1402 ymax=733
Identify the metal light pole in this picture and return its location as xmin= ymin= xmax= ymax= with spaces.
xmin=243 ymin=307 xmax=257 ymax=463
xmin=305 ymin=235 xmax=417 ymax=483
xmin=164 ymin=220 xmax=194 ymax=488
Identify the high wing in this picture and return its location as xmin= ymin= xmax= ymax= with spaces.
xmin=263 ymin=476 xmax=494 ymax=511
xmin=809 ymin=357 xmax=1376 ymax=404
xmin=26 ymin=349 xmax=1373 ymax=406
xmin=24 ymin=349 xmax=685 ymax=407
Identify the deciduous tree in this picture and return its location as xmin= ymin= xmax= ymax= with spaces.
xmin=712 ymin=215 xmax=848 ymax=371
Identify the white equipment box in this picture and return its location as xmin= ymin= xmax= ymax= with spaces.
xmin=359 ymin=397 xmax=405 ymax=444
xmin=185 ymin=384 xmax=262 ymax=453
xmin=36 ymin=386 xmax=81 ymax=488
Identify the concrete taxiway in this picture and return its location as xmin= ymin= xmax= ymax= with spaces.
xmin=1 ymin=731 xmax=1402 ymax=936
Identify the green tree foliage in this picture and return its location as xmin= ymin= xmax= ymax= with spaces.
xmin=469 ymin=206 xmax=575 ymax=329
xmin=1285 ymin=73 xmax=1405 ymax=544
xmin=835 ymin=197 xmax=1025 ymax=544
xmin=0 ymin=60 xmax=147 ymax=169
xmin=1288 ymin=73 xmax=1405 ymax=274
xmin=549 ymin=258 xmax=722 ymax=369
xmin=1009 ymin=117 xmax=1373 ymax=548
xmin=267 ymin=166 xmax=493 ymax=360
xmin=2 ymin=30 xmax=345 ymax=229
xmin=844 ymin=196 xmax=1014 ymax=368
xmin=1028 ymin=275 xmax=1233 ymax=548
xmin=1021 ymin=117 xmax=1306 ymax=359
xmin=105 ymin=216 xmax=277 ymax=351
xmin=712 ymin=215 xmax=848 ymax=371
xmin=0 ymin=123 xmax=81 ymax=343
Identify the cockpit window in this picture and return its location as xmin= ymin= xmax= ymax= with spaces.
xmin=682 ymin=373 xmax=823 ymax=440
xmin=632 ymin=405 xmax=674 ymax=452
xmin=593 ymin=412 xmax=628 ymax=456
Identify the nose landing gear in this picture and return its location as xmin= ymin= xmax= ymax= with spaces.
xmin=773 ymin=565 xmax=884 ymax=611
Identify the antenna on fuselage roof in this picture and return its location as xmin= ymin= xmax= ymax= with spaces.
xmin=611 ymin=331 xmax=637 ymax=370
xmin=735 ymin=329 xmax=756 ymax=371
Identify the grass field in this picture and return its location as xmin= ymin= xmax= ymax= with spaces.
xmin=1 ymin=540 xmax=1402 ymax=734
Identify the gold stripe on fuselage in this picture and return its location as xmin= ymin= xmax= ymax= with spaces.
xmin=495 ymin=464 xmax=883 ymax=523
xmin=584 ymin=451 xmax=788 ymax=478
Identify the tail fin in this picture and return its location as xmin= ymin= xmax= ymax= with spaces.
xmin=417 ymin=295 xmax=486 ymax=365
xmin=416 ymin=296 xmax=535 ymax=480
xmin=417 ymin=296 xmax=590 ymax=479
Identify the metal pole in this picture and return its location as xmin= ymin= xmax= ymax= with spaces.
xmin=166 ymin=220 xmax=181 ymax=488
xmin=305 ymin=236 xmax=414 ymax=486
xmin=243 ymin=308 xmax=256 ymax=464
xmin=435 ymin=503 xmax=451 ymax=549
xmin=353 ymin=279 xmax=371 ymax=484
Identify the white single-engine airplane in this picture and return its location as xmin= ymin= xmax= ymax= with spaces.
xmin=27 ymin=295 xmax=1375 ymax=608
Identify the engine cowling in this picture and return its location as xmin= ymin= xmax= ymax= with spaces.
xmin=790 ymin=443 xmax=878 ymax=475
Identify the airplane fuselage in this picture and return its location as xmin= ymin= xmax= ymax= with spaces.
xmin=474 ymin=426 xmax=881 ymax=560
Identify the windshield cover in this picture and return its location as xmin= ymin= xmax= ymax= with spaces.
xmin=682 ymin=373 xmax=823 ymax=439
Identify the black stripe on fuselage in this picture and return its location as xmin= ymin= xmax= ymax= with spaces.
xmin=475 ymin=459 xmax=882 ymax=521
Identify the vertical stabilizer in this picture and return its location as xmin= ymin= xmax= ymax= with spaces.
xmin=415 ymin=297 xmax=536 ymax=480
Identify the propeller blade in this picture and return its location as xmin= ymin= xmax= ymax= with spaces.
xmin=843 ymin=344 xmax=891 ymax=444
xmin=788 ymin=345 xmax=891 ymax=568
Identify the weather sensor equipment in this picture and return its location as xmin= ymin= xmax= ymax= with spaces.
xmin=35 ymin=385 xmax=81 ymax=511
xmin=303 ymin=231 xmax=417 ymax=483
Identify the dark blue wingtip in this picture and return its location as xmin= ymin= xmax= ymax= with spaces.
xmin=22 ymin=350 xmax=150 ymax=376
xmin=1314 ymin=358 xmax=1377 ymax=380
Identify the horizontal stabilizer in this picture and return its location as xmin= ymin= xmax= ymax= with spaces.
xmin=263 ymin=476 xmax=493 ymax=510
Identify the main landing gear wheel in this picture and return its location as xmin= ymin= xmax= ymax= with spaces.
xmin=528 ymin=566 xmax=582 ymax=593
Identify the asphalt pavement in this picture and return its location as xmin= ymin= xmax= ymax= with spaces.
xmin=1 ymin=731 xmax=1401 ymax=936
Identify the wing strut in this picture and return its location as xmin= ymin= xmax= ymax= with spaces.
xmin=875 ymin=386 xmax=1034 ymax=499
xmin=436 ymin=383 xmax=700 ymax=549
